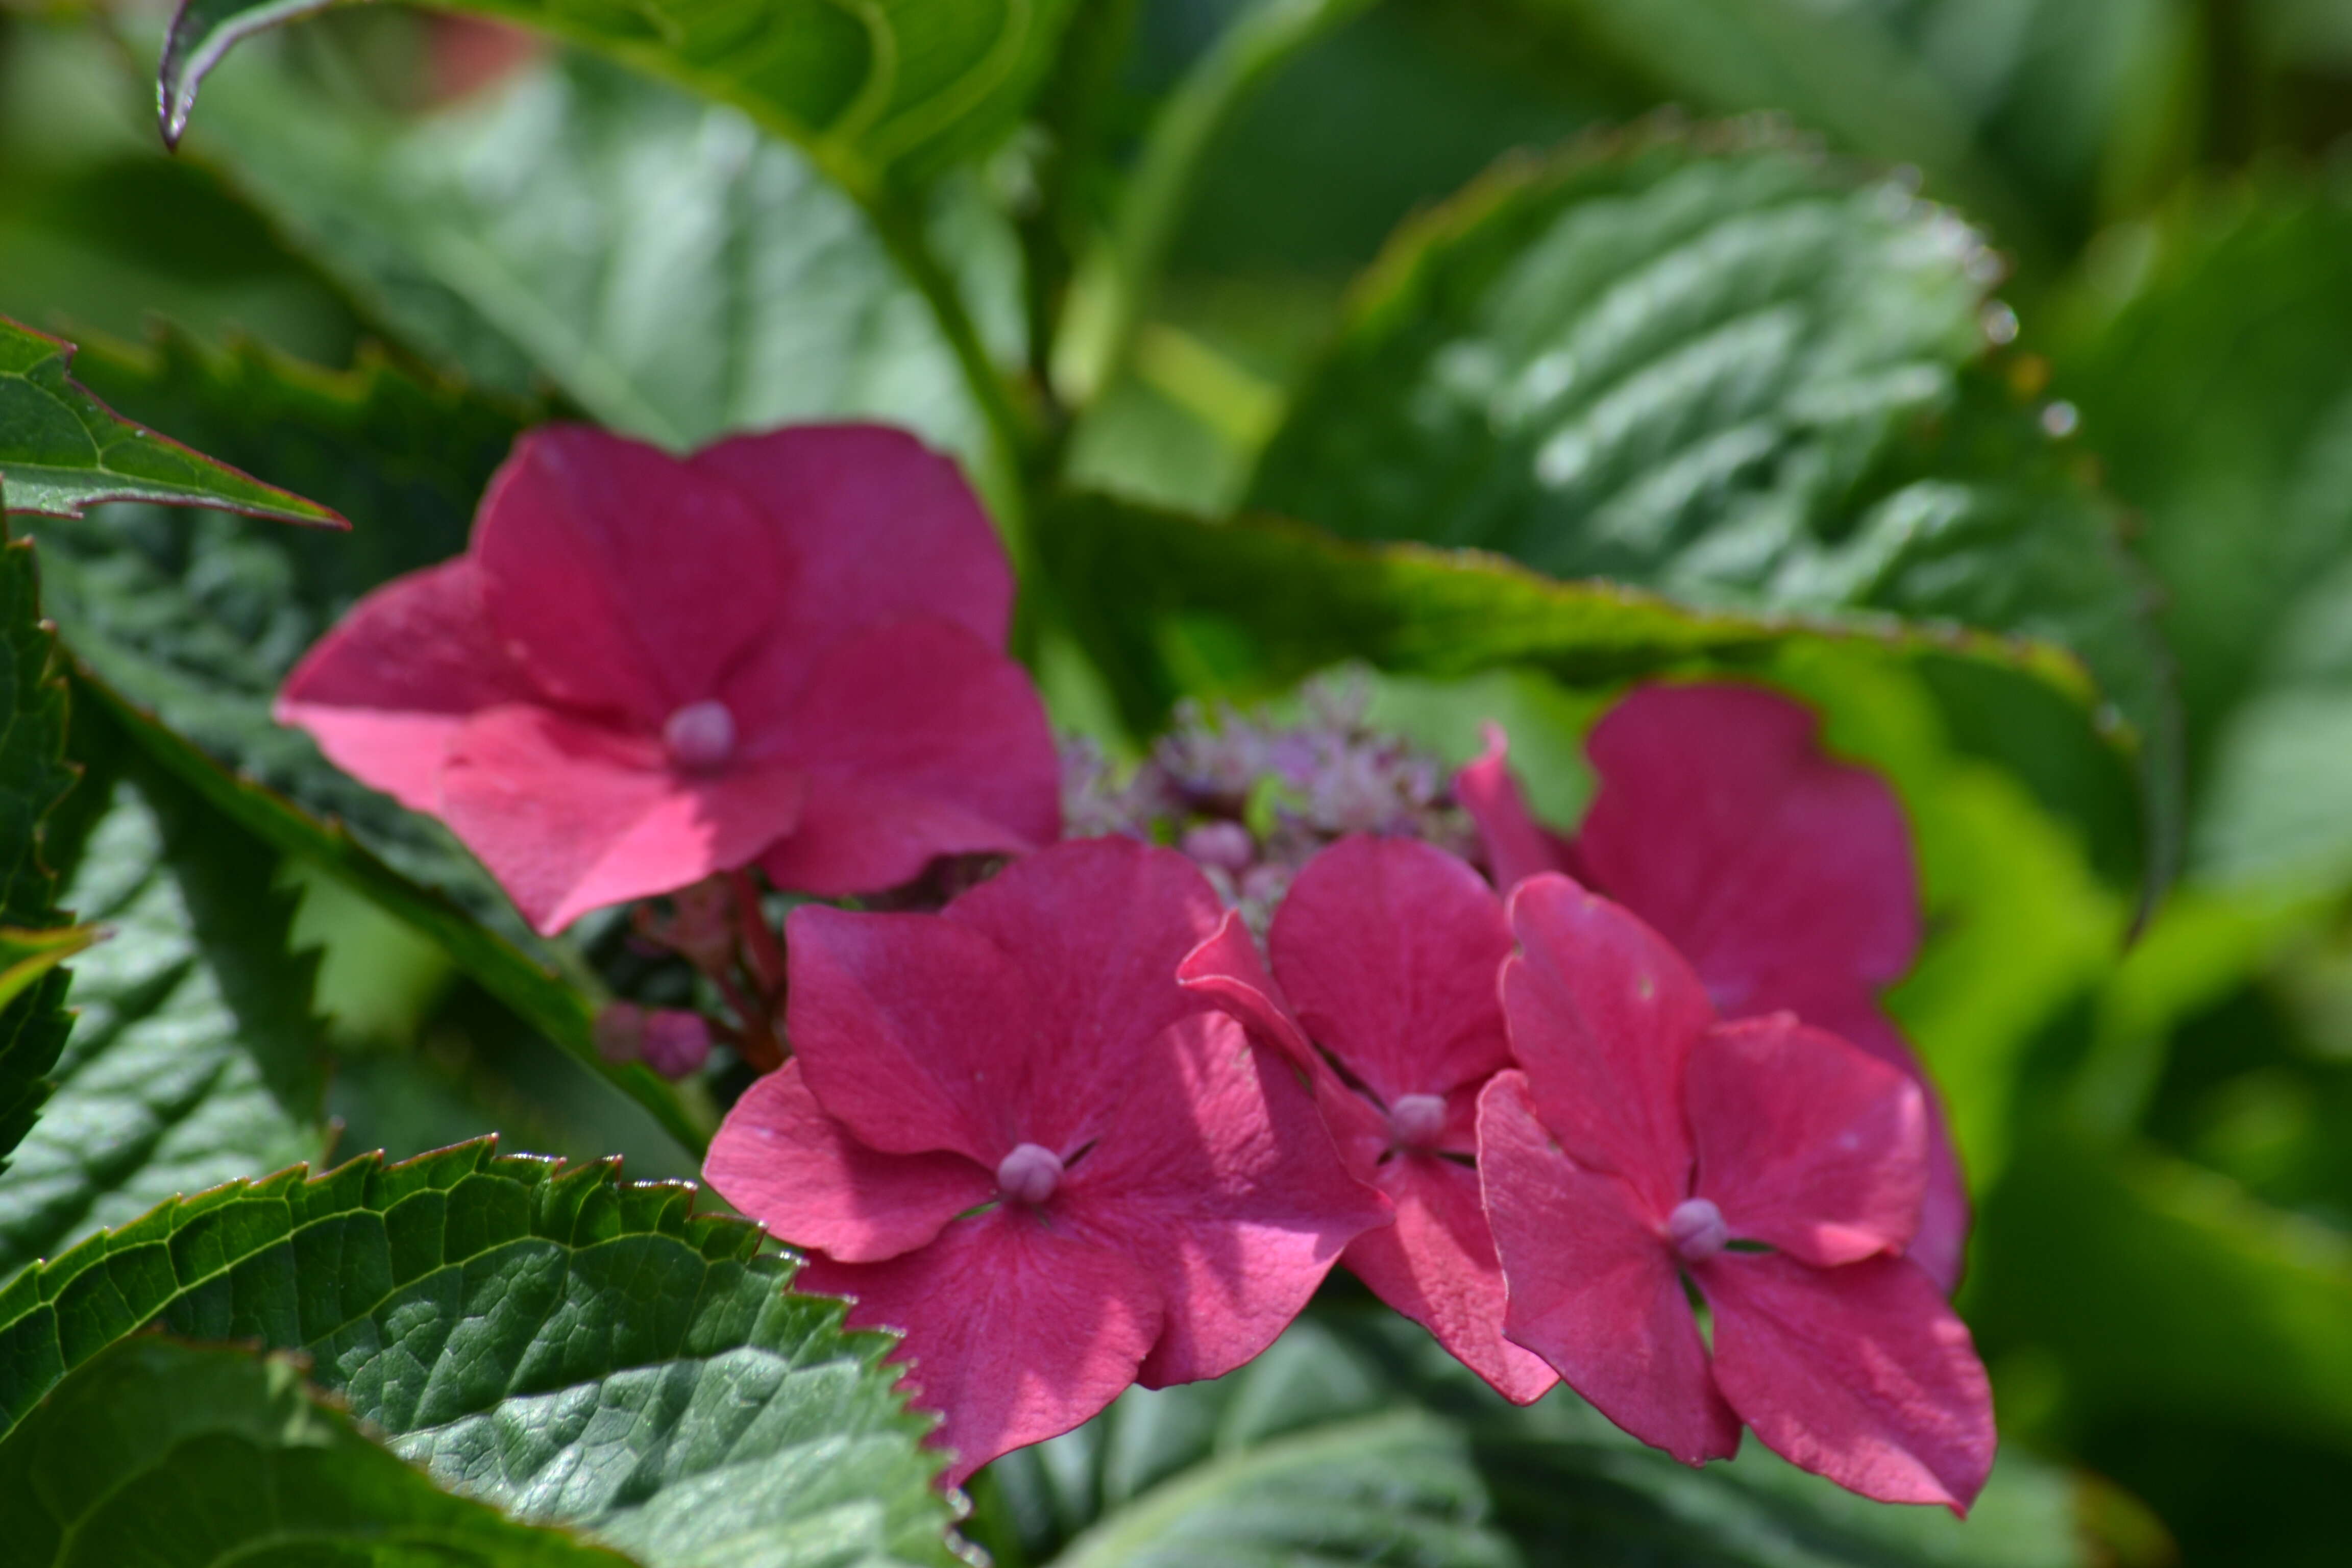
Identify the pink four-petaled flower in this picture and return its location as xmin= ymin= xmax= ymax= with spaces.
xmin=703 ymin=837 xmax=1388 ymax=1482
xmin=1181 ymin=835 xmax=1557 ymax=1403
xmin=1478 ymin=872 xmax=1994 ymax=1510
xmin=278 ymin=423 xmax=1061 ymax=932
xmin=1458 ymin=681 xmax=1969 ymax=1289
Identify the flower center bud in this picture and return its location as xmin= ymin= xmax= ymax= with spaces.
xmin=663 ymin=700 xmax=736 ymax=772
xmin=1388 ymin=1093 xmax=1448 ymax=1149
xmin=996 ymin=1142 xmax=1064 ymax=1206
xmin=1667 ymin=1197 xmax=1728 ymax=1262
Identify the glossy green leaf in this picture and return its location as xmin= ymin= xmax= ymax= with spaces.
xmin=32 ymin=329 xmax=704 ymax=1153
xmin=2055 ymin=180 xmax=2352 ymax=889
xmin=162 ymin=0 xmax=1079 ymax=193
xmin=0 ymin=1335 xmax=634 ymax=1567
xmin=182 ymin=51 xmax=997 ymax=457
xmin=1243 ymin=129 xmax=2174 ymax=891
xmin=972 ymin=1314 xmax=2089 ymax=1568
xmin=0 ymin=518 xmax=77 ymax=1174
xmin=0 ymin=722 xmax=330 ymax=1283
xmin=0 ymin=317 xmax=342 ymax=527
xmin=0 ymin=1139 xmax=962 ymax=1566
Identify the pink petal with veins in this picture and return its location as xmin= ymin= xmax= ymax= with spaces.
xmin=1698 ymin=1253 xmax=1994 ymax=1511
xmin=436 ymin=704 xmax=803 ymax=933
xmin=747 ymin=618 xmax=1060 ymax=896
xmin=800 ymin=1207 xmax=1165 ymax=1486
xmin=275 ymin=558 xmax=537 ymax=811
xmin=1686 ymin=1016 xmax=1927 ymax=1268
xmin=473 ymin=425 xmax=789 ymax=726
xmin=1479 ymin=1072 xmax=1738 ymax=1462
xmin=1501 ymin=875 xmax=1712 ymax=1219
xmin=704 ymin=1061 xmax=993 ymax=1262
xmin=1178 ymin=909 xmax=1318 ymax=1069
xmin=1269 ymin=836 xmax=1512 ymax=1106
xmin=690 ymin=424 xmax=1014 ymax=657
xmin=1344 ymin=1151 xmax=1556 ymax=1405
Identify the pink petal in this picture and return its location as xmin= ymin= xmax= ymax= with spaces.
xmin=945 ymin=838 xmax=1227 ymax=1108
xmin=690 ymin=424 xmax=1013 ymax=660
xmin=436 ymin=705 xmax=804 ymax=933
xmin=1268 ymin=836 xmax=1513 ymax=1105
xmin=1059 ymin=1010 xmax=1389 ymax=1389
xmin=783 ymin=903 xmax=1047 ymax=1165
xmin=1177 ymin=909 xmax=1318 ymax=1069
xmin=703 ymin=1061 xmax=994 ymax=1263
xmin=745 ymin=618 xmax=1060 ymax=896
xmin=1343 ymin=1152 xmax=1557 ymax=1404
xmin=473 ymin=425 xmax=791 ymax=726
xmin=1478 ymin=1072 xmax=1738 ymax=1463
xmin=1698 ymin=1252 xmax=1994 ymax=1511
xmin=1778 ymin=989 xmax=1970 ymax=1293
xmin=1455 ymin=725 xmax=1578 ymax=889
xmin=1501 ymin=875 xmax=1713 ymax=1218
xmin=274 ymin=558 xmax=538 ymax=811
xmin=1686 ymin=1016 xmax=1927 ymax=1268
xmin=1576 ymin=681 xmax=1920 ymax=1026
xmin=800 ymin=1207 xmax=1164 ymax=1486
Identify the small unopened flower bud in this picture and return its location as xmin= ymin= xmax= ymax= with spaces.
xmin=1181 ymin=820 xmax=1256 ymax=872
xmin=1667 ymin=1196 xmax=1728 ymax=1262
xmin=642 ymin=1009 xmax=713 ymax=1079
xmin=1388 ymin=1093 xmax=1448 ymax=1148
xmin=996 ymin=1141 xmax=1064 ymax=1206
xmin=663 ymin=700 xmax=736 ymax=772
xmin=593 ymin=1001 xmax=646 ymax=1063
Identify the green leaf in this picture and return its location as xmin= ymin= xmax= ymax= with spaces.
xmin=0 ymin=1335 xmax=634 ymax=1567
xmin=0 ymin=1139 xmax=962 ymax=1566
xmin=0 ymin=925 xmax=95 ymax=1016
xmin=1242 ymin=129 xmax=2175 ymax=892
xmin=0 ymin=715 xmax=331 ymax=1284
xmin=180 ymin=49 xmax=998 ymax=460
xmin=162 ymin=0 xmax=1080 ymax=193
xmin=972 ymin=1315 xmax=2090 ymax=1568
xmin=0 ymin=518 xmax=77 ymax=1175
xmin=31 ymin=330 xmax=706 ymax=1153
xmin=0 ymin=317 xmax=343 ymax=527
xmin=2055 ymin=179 xmax=2352 ymax=890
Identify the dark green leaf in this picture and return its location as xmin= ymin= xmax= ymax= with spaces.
xmin=31 ymin=328 xmax=705 ymax=1155
xmin=0 ymin=1139 xmax=962 ymax=1566
xmin=1243 ymin=129 xmax=2175 ymax=893
xmin=2055 ymin=179 xmax=2352 ymax=889
xmin=163 ymin=0 xmax=1079 ymax=193
xmin=0 ymin=518 xmax=77 ymax=1174
xmin=0 ymin=317 xmax=342 ymax=527
xmin=0 ymin=925 xmax=95 ymax=1017
xmin=972 ymin=1315 xmax=2089 ymax=1568
xmin=0 ymin=1335 xmax=634 ymax=1567
xmin=180 ymin=50 xmax=999 ymax=458
xmin=0 ymin=715 xmax=331 ymax=1284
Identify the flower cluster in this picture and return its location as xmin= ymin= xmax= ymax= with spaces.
xmin=283 ymin=421 xmax=1991 ymax=1510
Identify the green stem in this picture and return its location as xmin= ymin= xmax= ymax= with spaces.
xmin=869 ymin=186 xmax=1041 ymax=477
xmin=1049 ymin=0 xmax=1380 ymax=412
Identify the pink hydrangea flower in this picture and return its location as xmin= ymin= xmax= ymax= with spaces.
xmin=1479 ymin=873 xmax=1994 ymax=1509
xmin=1457 ymin=682 xmax=1969 ymax=1289
xmin=1180 ymin=836 xmax=1557 ymax=1403
xmin=702 ymin=838 xmax=1388 ymax=1482
xmin=277 ymin=423 xmax=1060 ymax=933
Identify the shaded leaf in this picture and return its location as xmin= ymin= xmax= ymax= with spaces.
xmin=0 ymin=316 xmax=342 ymax=526
xmin=0 ymin=519 xmax=77 ymax=1174
xmin=0 ymin=925 xmax=95 ymax=1017
xmin=973 ymin=1314 xmax=2089 ymax=1567
xmin=163 ymin=0 xmax=1079 ymax=193
xmin=0 ymin=1335 xmax=634 ymax=1567
xmin=1244 ymin=128 xmax=2175 ymax=892
xmin=31 ymin=328 xmax=705 ymax=1154
xmin=182 ymin=51 xmax=998 ymax=456
xmin=0 ymin=713 xmax=331 ymax=1284
xmin=0 ymin=1139 xmax=962 ymax=1566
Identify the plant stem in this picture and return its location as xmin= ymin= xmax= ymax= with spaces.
xmin=869 ymin=186 xmax=1042 ymax=476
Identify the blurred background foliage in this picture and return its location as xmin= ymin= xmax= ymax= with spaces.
xmin=7 ymin=0 xmax=2352 ymax=1561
